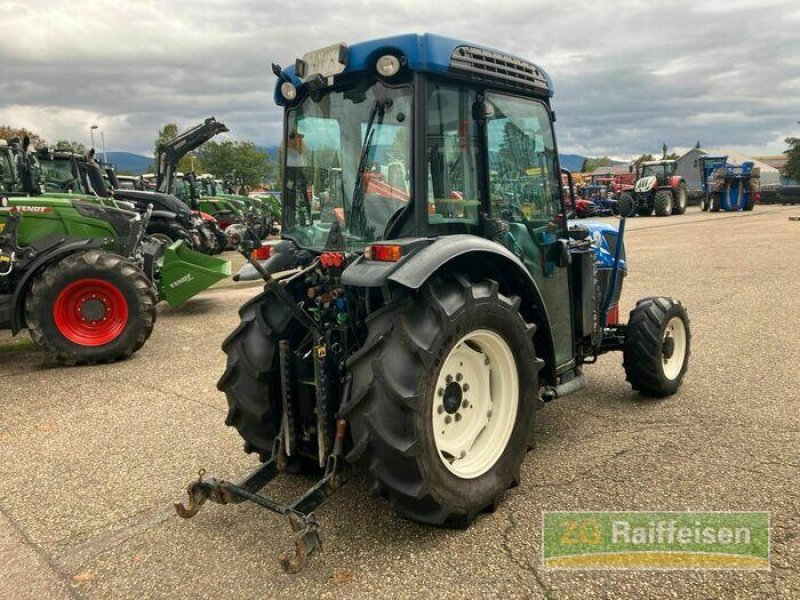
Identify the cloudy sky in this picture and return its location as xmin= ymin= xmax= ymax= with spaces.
xmin=2 ymin=0 xmax=798 ymax=159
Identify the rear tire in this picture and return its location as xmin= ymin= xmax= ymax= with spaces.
xmin=710 ymin=192 xmax=722 ymax=212
xmin=700 ymin=195 xmax=709 ymax=212
xmin=217 ymin=290 xmax=294 ymax=459
xmin=672 ymin=182 xmax=688 ymax=215
xmin=345 ymin=276 xmax=539 ymax=526
xmin=25 ymin=250 xmax=156 ymax=364
xmin=623 ymin=297 xmax=690 ymax=397
xmin=654 ymin=190 xmax=673 ymax=216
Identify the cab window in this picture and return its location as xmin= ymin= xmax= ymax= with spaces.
xmin=426 ymin=82 xmax=481 ymax=232
xmin=485 ymin=93 xmax=562 ymax=226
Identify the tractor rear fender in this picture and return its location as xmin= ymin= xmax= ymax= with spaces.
xmin=342 ymin=235 xmax=558 ymax=383
xmin=668 ymin=176 xmax=684 ymax=190
xmin=9 ymin=237 xmax=102 ymax=334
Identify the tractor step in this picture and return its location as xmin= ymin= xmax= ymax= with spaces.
xmin=175 ymin=430 xmax=347 ymax=573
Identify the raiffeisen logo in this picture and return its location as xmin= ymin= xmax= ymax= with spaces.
xmin=543 ymin=512 xmax=770 ymax=569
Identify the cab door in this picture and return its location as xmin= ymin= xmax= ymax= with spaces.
xmin=483 ymin=92 xmax=575 ymax=369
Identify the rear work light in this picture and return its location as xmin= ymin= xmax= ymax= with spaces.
xmin=252 ymin=246 xmax=272 ymax=261
xmin=320 ymin=252 xmax=345 ymax=268
xmin=364 ymin=244 xmax=403 ymax=262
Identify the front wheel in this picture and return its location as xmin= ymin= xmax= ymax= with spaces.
xmin=345 ymin=276 xmax=539 ymax=526
xmin=654 ymin=189 xmax=674 ymax=216
xmin=25 ymin=250 xmax=156 ymax=364
xmin=618 ymin=193 xmax=636 ymax=217
xmin=623 ymin=297 xmax=690 ymax=397
xmin=672 ymin=182 xmax=688 ymax=215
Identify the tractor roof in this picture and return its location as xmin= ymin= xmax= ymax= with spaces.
xmin=277 ymin=33 xmax=553 ymax=104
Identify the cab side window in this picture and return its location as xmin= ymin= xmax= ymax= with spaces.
xmin=485 ymin=94 xmax=561 ymax=225
xmin=426 ymin=82 xmax=480 ymax=232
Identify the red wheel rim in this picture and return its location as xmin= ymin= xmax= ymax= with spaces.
xmin=53 ymin=279 xmax=129 ymax=346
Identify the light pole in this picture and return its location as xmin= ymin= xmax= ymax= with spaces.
xmin=101 ymin=130 xmax=107 ymax=162
xmin=90 ymin=124 xmax=98 ymax=150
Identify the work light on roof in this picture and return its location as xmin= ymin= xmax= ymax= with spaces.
xmin=376 ymin=55 xmax=401 ymax=77
xmin=280 ymin=81 xmax=298 ymax=101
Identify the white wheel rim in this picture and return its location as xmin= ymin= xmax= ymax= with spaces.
xmin=662 ymin=316 xmax=687 ymax=380
xmin=432 ymin=329 xmax=518 ymax=479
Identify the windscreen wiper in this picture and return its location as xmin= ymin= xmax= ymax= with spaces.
xmin=347 ymin=99 xmax=386 ymax=235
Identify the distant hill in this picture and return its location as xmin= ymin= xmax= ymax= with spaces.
xmin=106 ymin=152 xmax=152 ymax=175
xmin=559 ymin=154 xmax=586 ymax=172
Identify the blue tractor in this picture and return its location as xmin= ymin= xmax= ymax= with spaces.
xmin=175 ymin=34 xmax=691 ymax=571
xmin=698 ymin=155 xmax=759 ymax=212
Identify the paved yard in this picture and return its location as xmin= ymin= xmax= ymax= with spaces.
xmin=1 ymin=204 xmax=798 ymax=599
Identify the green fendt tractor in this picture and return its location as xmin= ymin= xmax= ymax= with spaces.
xmin=1 ymin=140 xmax=156 ymax=363
xmin=1 ymin=138 xmax=230 ymax=309
xmin=175 ymin=35 xmax=692 ymax=572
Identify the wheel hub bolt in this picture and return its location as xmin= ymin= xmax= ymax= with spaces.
xmin=437 ymin=405 xmax=444 ymax=414
xmin=455 ymin=413 xmax=462 ymax=422
xmin=462 ymin=400 xmax=469 ymax=409
xmin=446 ymin=375 xmax=453 ymax=384
xmin=438 ymin=388 xmax=444 ymax=397
xmin=484 ymin=357 xmax=490 ymax=365
xmin=456 ymin=373 xmax=463 ymax=382
xmin=444 ymin=415 xmax=452 ymax=424
xmin=462 ymin=383 xmax=470 ymax=392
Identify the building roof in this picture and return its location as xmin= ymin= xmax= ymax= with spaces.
xmin=678 ymin=147 xmax=779 ymax=172
xmin=755 ymin=155 xmax=787 ymax=170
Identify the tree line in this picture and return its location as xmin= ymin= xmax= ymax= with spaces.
xmin=0 ymin=123 xmax=279 ymax=188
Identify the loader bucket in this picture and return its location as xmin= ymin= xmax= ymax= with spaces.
xmin=159 ymin=241 xmax=231 ymax=306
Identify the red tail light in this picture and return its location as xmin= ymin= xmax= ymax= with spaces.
xmin=252 ymin=246 xmax=271 ymax=260
xmin=365 ymin=244 xmax=403 ymax=262
xmin=755 ymin=192 xmax=761 ymax=204
xmin=606 ymin=304 xmax=620 ymax=326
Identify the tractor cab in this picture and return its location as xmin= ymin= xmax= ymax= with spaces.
xmin=639 ymin=159 xmax=677 ymax=184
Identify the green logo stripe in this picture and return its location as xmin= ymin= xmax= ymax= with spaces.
xmin=543 ymin=512 xmax=769 ymax=570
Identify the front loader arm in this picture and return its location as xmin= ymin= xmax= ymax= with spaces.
xmin=155 ymin=117 xmax=229 ymax=194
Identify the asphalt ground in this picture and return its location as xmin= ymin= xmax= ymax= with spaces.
xmin=1 ymin=204 xmax=798 ymax=599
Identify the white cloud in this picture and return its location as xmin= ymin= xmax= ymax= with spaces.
xmin=1 ymin=0 xmax=799 ymax=157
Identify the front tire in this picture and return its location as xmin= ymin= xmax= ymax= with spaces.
xmin=710 ymin=192 xmax=722 ymax=212
xmin=623 ymin=297 xmax=690 ymax=397
xmin=619 ymin=193 xmax=636 ymax=217
xmin=147 ymin=220 xmax=195 ymax=249
xmin=25 ymin=250 xmax=156 ymax=364
xmin=654 ymin=189 xmax=674 ymax=216
xmin=345 ymin=276 xmax=540 ymax=526
xmin=672 ymin=182 xmax=688 ymax=215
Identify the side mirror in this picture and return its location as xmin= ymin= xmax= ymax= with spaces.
xmin=472 ymin=98 xmax=495 ymax=121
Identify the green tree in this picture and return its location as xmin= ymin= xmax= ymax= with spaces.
xmin=0 ymin=125 xmax=46 ymax=146
xmin=783 ymin=137 xmax=800 ymax=182
xmin=582 ymin=156 xmax=616 ymax=172
xmin=196 ymin=140 xmax=273 ymax=188
xmin=152 ymin=123 xmax=200 ymax=172
xmin=633 ymin=153 xmax=656 ymax=165
xmin=54 ymin=139 xmax=87 ymax=154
